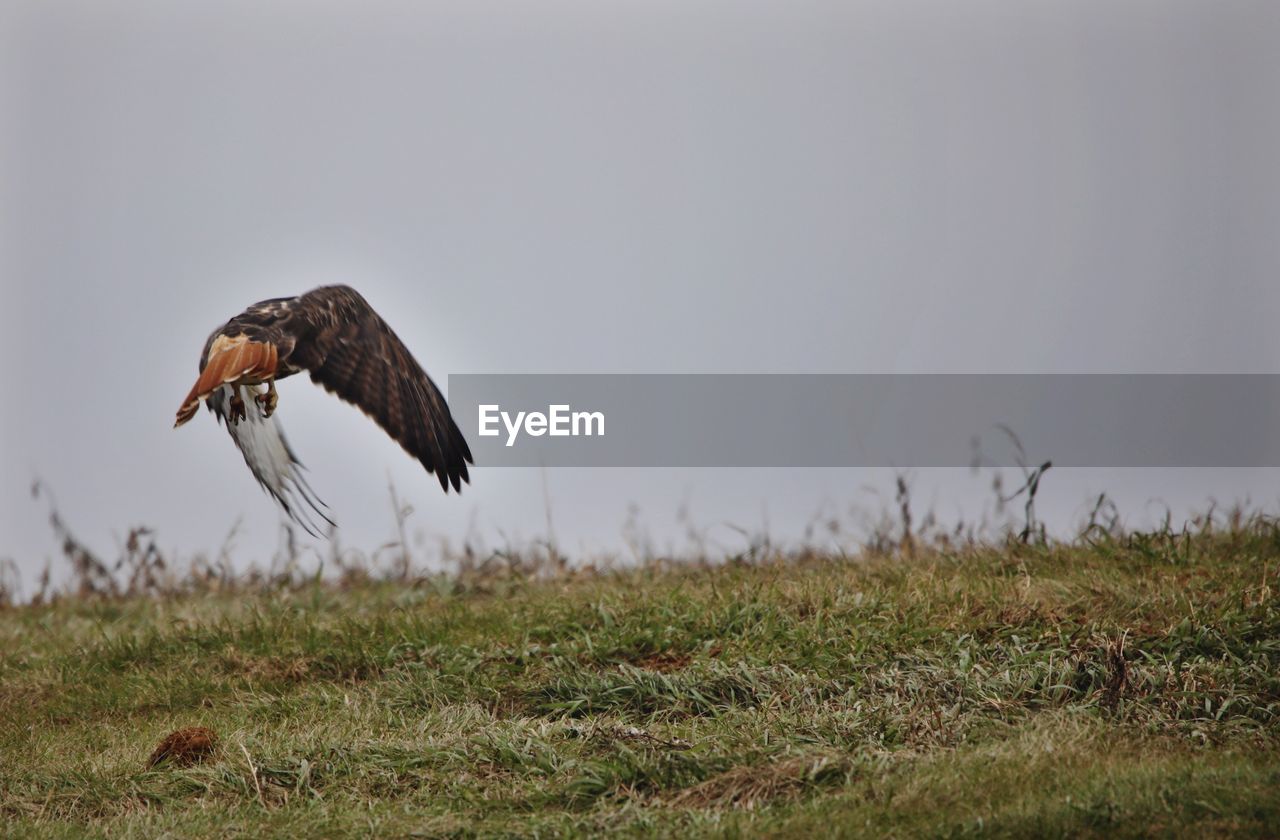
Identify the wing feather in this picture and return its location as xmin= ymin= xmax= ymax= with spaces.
xmin=287 ymin=286 xmax=473 ymax=493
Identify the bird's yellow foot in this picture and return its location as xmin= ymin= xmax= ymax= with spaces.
xmin=255 ymin=381 xmax=278 ymax=418
xmin=228 ymin=393 xmax=247 ymax=425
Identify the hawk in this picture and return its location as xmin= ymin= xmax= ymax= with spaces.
xmin=174 ymin=285 xmax=472 ymax=534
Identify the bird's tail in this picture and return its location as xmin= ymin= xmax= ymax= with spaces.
xmin=174 ymin=339 xmax=279 ymax=427
xmin=209 ymin=384 xmax=334 ymax=537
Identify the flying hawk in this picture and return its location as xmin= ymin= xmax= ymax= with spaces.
xmin=174 ymin=285 xmax=472 ymax=534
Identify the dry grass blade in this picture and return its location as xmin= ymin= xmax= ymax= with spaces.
xmin=667 ymin=755 xmax=853 ymax=811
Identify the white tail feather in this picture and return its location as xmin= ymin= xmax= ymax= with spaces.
xmin=209 ymin=385 xmax=333 ymax=536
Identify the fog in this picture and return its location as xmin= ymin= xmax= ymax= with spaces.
xmin=4 ymin=1 xmax=1279 ymax=582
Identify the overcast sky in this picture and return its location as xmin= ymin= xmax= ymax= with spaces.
xmin=3 ymin=1 xmax=1280 ymax=584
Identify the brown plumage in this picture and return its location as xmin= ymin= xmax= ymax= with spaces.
xmin=174 ymin=285 xmax=472 ymax=532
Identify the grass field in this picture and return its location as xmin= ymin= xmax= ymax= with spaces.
xmin=2 ymin=516 xmax=1279 ymax=837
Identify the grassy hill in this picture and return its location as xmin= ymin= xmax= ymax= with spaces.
xmin=2 ymin=518 xmax=1279 ymax=837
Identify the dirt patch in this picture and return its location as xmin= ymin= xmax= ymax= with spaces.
xmin=632 ymin=650 xmax=694 ymax=672
xmin=667 ymin=754 xmax=852 ymax=810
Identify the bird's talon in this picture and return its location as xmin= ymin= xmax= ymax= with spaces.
xmin=256 ymin=387 xmax=278 ymax=417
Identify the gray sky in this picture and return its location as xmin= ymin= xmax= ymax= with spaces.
xmin=4 ymin=1 xmax=1280 ymax=581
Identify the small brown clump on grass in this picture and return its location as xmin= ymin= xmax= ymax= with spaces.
xmin=147 ymin=727 xmax=218 ymax=768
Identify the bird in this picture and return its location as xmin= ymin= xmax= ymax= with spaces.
xmin=174 ymin=285 xmax=472 ymax=535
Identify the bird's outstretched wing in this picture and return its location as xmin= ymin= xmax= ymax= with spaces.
xmin=285 ymin=285 xmax=473 ymax=493
xmin=208 ymin=384 xmax=333 ymax=537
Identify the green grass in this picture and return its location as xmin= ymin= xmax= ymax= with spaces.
xmin=2 ymin=525 xmax=1279 ymax=837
